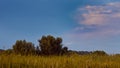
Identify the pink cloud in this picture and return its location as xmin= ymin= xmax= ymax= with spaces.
xmin=76 ymin=2 xmax=120 ymax=26
xmin=81 ymin=13 xmax=107 ymax=26
xmin=62 ymin=2 xmax=120 ymax=47
xmin=72 ymin=2 xmax=120 ymax=39
xmin=62 ymin=2 xmax=120 ymax=53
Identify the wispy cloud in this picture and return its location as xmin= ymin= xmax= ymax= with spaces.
xmin=71 ymin=2 xmax=120 ymax=39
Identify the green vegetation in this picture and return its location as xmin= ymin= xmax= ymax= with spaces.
xmin=38 ymin=35 xmax=68 ymax=55
xmin=0 ymin=35 xmax=120 ymax=68
xmin=11 ymin=35 xmax=68 ymax=56
xmin=13 ymin=40 xmax=35 ymax=55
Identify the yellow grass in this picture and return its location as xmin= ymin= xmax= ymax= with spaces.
xmin=0 ymin=54 xmax=120 ymax=68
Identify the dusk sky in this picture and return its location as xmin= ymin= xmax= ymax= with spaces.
xmin=1 ymin=0 xmax=120 ymax=54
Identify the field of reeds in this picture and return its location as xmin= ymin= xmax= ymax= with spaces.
xmin=0 ymin=54 xmax=120 ymax=68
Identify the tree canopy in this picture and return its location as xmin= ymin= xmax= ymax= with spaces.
xmin=38 ymin=35 xmax=68 ymax=55
xmin=13 ymin=40 xmax=35 ymax=55
xmin=11 ymin=35 xmax=68 ymax=56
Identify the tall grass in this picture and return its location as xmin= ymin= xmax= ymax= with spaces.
xmin=0 ymin=54 xmax=120 ymax=68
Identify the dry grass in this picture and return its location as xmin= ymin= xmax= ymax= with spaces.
xmin=0 ymin=54 xmax=120 ymax=68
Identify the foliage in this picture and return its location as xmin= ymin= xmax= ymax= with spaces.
xmin=61 ymin=47 xmax=68 ymax=55
xmin=0 ymin=49 xmax=4 ymax=54
xmin=1 ymin=35 xmax=110 ymax=57
xmin=38 ymin=35 xmax=67 ymax=55
xmin=92 ymin=50 xmax=108 ymax=56
xmin=3 ymin=49 xmax=13 ymax=55
xmin=35 ymin=46 xmax=41 ymax=55
xmin=13 ymin=40 xmax=35 ymax=55
xmin=68 ymin=50 xmax=92 ymax=55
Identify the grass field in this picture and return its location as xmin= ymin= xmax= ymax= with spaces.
xmin=0 ymin=54 xmax=120 ymax=68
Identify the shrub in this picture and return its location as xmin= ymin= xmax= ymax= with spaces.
xmin=92 ymin=50 xmax=107 ymax=56
xmin=13 ymin=40 xmax=35 ymax=55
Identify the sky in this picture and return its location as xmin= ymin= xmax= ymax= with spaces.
xmin=0 ymin=0 xmax=120 ymax=54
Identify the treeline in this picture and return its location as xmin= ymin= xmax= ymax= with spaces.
xmin=0 ymin=35 xmax=108 ymax=56
xmin=68 ymin=50 xmax=108 ymax=56
xmin=1 ymin=35 xmax=68 ymax=56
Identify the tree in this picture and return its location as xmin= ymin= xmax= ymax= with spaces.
xmin=38 ymin=35 xmax=67 ymax=55
xmin=13 ymin=40 xmax=35 ymax=55
xmin=61 ymin=47 xmax=68 ymax=55
xmin=35 ymin=46 xmax=41 ymax=55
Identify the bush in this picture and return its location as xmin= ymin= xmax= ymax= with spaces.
xmin=38 ymin=35 xmax=68 ymax=55
xmin=13 ymin=40 xmax=35 ymax=55
xmin=92 ymin=50 xmax=107 ymax=56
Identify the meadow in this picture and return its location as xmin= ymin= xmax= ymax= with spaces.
xmin=0 ymin=54 xmax=120 ymax=68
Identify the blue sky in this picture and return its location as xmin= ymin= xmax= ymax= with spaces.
xmin=1 ymin=0 xmax=120 ymax=54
